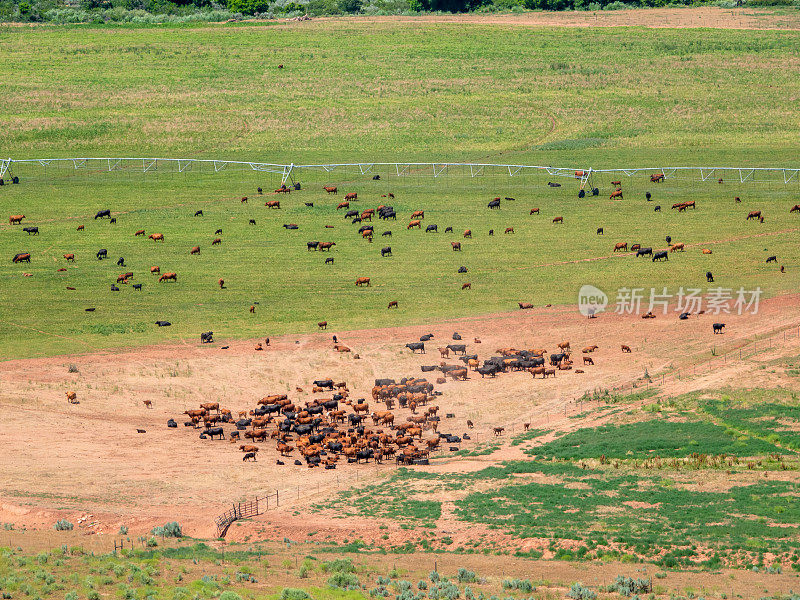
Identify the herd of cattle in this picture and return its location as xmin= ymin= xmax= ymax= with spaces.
xmin=168 ymin=375 xmax=465 ymax=467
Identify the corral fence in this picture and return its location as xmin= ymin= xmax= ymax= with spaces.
xmin=215 ymin=493 xmax=277 ymax=538
xmin=2 ymin=158 xmax=799 ymax=190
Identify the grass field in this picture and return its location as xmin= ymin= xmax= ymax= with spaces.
xmin=2 ymin=20 xmax=800 ymax=358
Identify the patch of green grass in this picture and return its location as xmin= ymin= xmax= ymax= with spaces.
xmin=510 ymin=429 xmax=549 ymax=447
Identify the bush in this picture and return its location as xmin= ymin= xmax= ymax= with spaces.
xmin=322 ymin=559 xmax=355 ymax=573
xmin=151 ymin=522 xmax=182 ymax=538
xmin=429 ymin=571 xmax=440 ymax=583
xmin=609 ymin=576 xmax=651 ymax=596
xmin=328 ymin=572 xmax=360 ymax=590
xmin=280 ymin=590 xmax=311 ymax=600
xmin=219 ymin=593 xmax=243 ymax=600
xmin=566 ymin=583 xmax=596 ymax=600
xmin=65 ymin=592 xmax=79 ymax=600
xmin=119 ymin=526 xmax=128 ymax=535
xmin=417 ymin=581 xmax=427 ymax=590
xmin=54 ymin=520 xmax=73 ymax=531
xmin=456 ymin=569 xmax=476 ymax=583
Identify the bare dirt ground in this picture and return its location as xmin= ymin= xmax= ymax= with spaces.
xmin=3 ymin=292 xmax=800 ymax=540
xmin=314 ymin=7 xmax=800 ymax=31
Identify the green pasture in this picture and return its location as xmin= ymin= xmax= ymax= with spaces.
xmin=1 ymin=165 xmax=798 ymax=358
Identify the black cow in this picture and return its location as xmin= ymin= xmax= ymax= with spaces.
xmin=420 ymin=334 xmax=434 ymax=341
xmin=167 ymin=419 xmax=177 ymax=428
xmin=665 ymin=236 xmax=672 ymax=245
xmin=110 ymin=285 xmax=120 ymax=291
xmin=447 ymin=344 xmax=467 ymax=355
xmin=215 ymin=229 xmax=223 ymax=235
xmin=356 ymin=449 xmax=373 ymax=463
xmin=307 ymin=241 xmax=319 ymax=251
xmin=548 ymin=182 xmax=561 ymax=188
xmin=194 ymin=210 xmax=203 ymax=217
xmin=325 ymin=257 xmax=334 ymax=264
xmin=358 ymin=225 xmax=374 ymax=233
xmin=155 ymin=320 xmax=171 ymax=327
xmin=713 ymin=323 xmax=726 ymax=334
xmin=636 ymin=247 xmax=653 ymax=258
xmin=458 ymin=266 xmax=467 ymax=273
xmin=352 ymin=217 xmax=361 ymax=224
xmin=766 ymin=255 xmax=777 ymax=263
xmin=452 ymin=332 xmax=462 ymax=340
xmin=652 ymin=250 xmax=669 ymax=262
xmin=205 ymin=426 xmax=225 ymax=440
xmin=405 ymin=342 xmax=425 ymax=354
xmin=97 ymin=249 xmax=107 ymax=260
xmin=550 ymin=353 xmax=566 ymax=365
xmin=488 ymin=229 xmax=494 ymax=236
xmin=375 ymin=378 xmax=395 ymax=386
xmin=372 ymin=174 xmax=380 ymax=180
xmin=646 ymin=192 xmax=652 ymax=201
xmin=200 ymin=331 xmax=213 ymax=343
xmin=679 ymin=312 xmax=689 ymax=320
xmin=654 ymin=206 xmax=661 ymax=212
xmin=257 ymin=187 xmax=263 ymax=194
xmin=382 ymin=231 xmax=392 ymax=236
xmin=243 ymin=452 xmax=256 ymax=462
xmin=110 ymin=218 xmax=116 ymax=224
xmin=348 ymin=414 xmax=363 ymax=426
xmin=314 ymin=379 xmax=334 ymax=389
xmin=283 ymin=224 xmax=299 ymax=230
xmin=305 ymin=202 xmax=313 ymax=207
xmin=23 ymin=227 xmax=38 ymax=235
xmin=477 ymin=364 xmax=500 ymax=378
xmin=381 ymin=246 xmax=392 ymax=257
xmin=459 ymin=354 xmax=478 ymax=363
xmin=596 ymin=227 xmax=603 ymax=235
xmin=345 ymin=210 xmax=359 ymax=218
xmin=488 ymin=199 xmax=500 ymax=209
xmin=445 ymin=227 xmax=453 ymax=233
xmin=426 ymin=224 xmax=438 ymax=233
xmin=421 ymin=365 xmax=437 ymax=372
xmin=94 ymin=209 xmax=111 ymax=219
xmin=706 ymin=271 xmax=714 ymax=283
xmin=116 ymin=257 xmax=125 ymax=266
xmin=379 ymin=210 xmax=396 ymax=220
xmin=133 ymin=283 xmax=142 ymax=290
xmin=249 ymin=219 xmax=256 ymax=225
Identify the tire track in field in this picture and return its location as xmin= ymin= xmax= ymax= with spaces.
xmin=520 ymin=227 xmax=800 ymax=271
xmin=0 ymin=319 xmax=99 ymax=351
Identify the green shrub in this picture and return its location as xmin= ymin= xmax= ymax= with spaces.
xmin=322 ymin=559 xmax=355 ymax=573
xmin=280 ymin=590 xmax=311 ymax=600
xmin=456 ymin=569 xmax=476 ymax=583
xmin=609 ymin=576 xmax=651 ymax=596
xmin=328 ymin=572 xmax=360 ymax=590
xmin=566 ymin=583 xmax=596 ymax=600
xmin=219 ymin=592 xmax=244 ymax=600
xmin=119 ymin=526 xmax=128 ymax=536
xmin=54 ymin=520 xmax=73 ymax=531
xmin=151 ymin=522 xmax=182 ymax=538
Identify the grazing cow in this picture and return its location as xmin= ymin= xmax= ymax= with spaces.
xmin=636 ymin=247 xmax=652 ymax=258
xmin=66 ymin=391 xmax=78 ymax=404
xmin=135 ymin=229 xmax=145 ymax=236
xmin=116 ymin=257 xmax=125 ymax=266
xmin=382 ymin=230 xmax=391 ymax=237
xmin=488 ymin=229 xmax=494 ymax=236
xmin=9 ymin=215 xmax=25 ymax=225
xmin=458 ymin=266 xmax=467 ymax=273
xmin=406 ymin=342 xmax=425 ymax=354
xmin=307 ymin=241 xmax=319 ymax=251
xmin=355 ymin=277 xmax=370 ymax=287
xmin=337 ymin=202 xmax=349 ymax=210
xmin=411 ymin=210 xmax=424 ymax=219
xmin=613 ymin=242 xmax=627 ymax=252
xmin=345 ymin=210 xmax=359 ymax=219
xmin=388 ymin=300 xmax=398 ymax=309
xmin=63 ymin=254 xmax=75 ymax=262
xmin=488 ymin=199 xmax=500 ymax=209
xmin=597 ymin=227 xmax=603 ymax=235
xmin=791 ymin=205 xmax=800 ymax=213
xmin=381 ymin=246 xmax=392 ymax=257
xmin=552 ymin=216 xmax=563 ymax=224
xmin=23 ymin=227 xmax=38 ymax=235
xmin=611 ymin=180 xmax=621 ymax=187
xmin=766 ymin=255 xmax=777 ymax=263
xmin=241 ymin=197 xmax=248 ymax=203
xmin=212 ymin=238 xmax=221 ymax=245
xmin=243 ymin=452 xmax=256 ymax=461
xmin=529 ymin=208 xmax=540 ymax=215
xmin=110 ymin=218 xmax=117 ymax=224
xmin=445 ymin=226 xmax=453 ymax=233
xmin=610 ymin=190 xmax=623 ymax=199
xmin=408 ymin=220 xmax=421 ymax=229
xmin=149 ymin=233 xmax=164 ymax=241
xmin=702 ymin=248 xmax=713 ymax=254
xmin=325 ymin=257 xmax=334 ymax=264
xmin=651 ymin=173 xmax=665 ymax=182
xmin=654 ymin=206 xmax=661 ymax=212
xmin=451 ymin=241 xmax=461 ymax=251
xmin=646 ymin=192 xmax=651 ymax=201
xmin=159 ymin=272 xmax=177 ymax=282
xmin=504 ymin=227 xmax=514 ymax=234
xmin=621 ymin=345 xmax=632 ymax=352
xmin=143 ymin=400 xmax=153 ymax=409
xmin=747 ymin=210 xmax=761 ymax=220
xmin=461 ymin=282 xmax=471 ymax=290
xmin=12 ymin=253 xmax=31 ymax=263
xmin=463 ymin=229 xmax=471 ymax=238
xmin=518 ymin=302 xmax=533 ymax=309
xmin=94 ymin=209 xmax=111 ymax=219
xmin=77 ymin=225 xmax=84 ymax=231
xmin=249 ymin=219 xmax=256 ymax=225
xmin=630 ymin=244 xmax=641 ymax=251
xmin=425 ymin=224 xmax=438 ymax=233
xmin=96 ymin=249 xmax=107 ymax=260
xmin=318 ymin=321 xmax=327 ymax=330
xmin=194 ymin=210 xmax=203 ymax=217
xmin=155 ymin=320 xmax=171 ymax=326
xmin=323 ymin=186 xmax=338 ymax=194
xmin=713 ymin=322 xmax=726 ymax=334
xmin=201 ymin=331 xmax=213 ymax=344
xmin=707 ymin=271 xmax=714 ymax=283
xmin=133 ymin=284 xmax=142 ymax=290
xmin=670 ymin=243 xmax=685 ymax=252
xmin=583 ymin=356 xmax=594 ymax=366
xmin=190 ymin=246 xmax=200 ymax=255
xmin=283 ymin=224 xmax=299 ymax=230
xmin=319 ymin=242 xmax=336 ymax=251
xmin=266 ymin=200 xmax=280 ymax=209
xmin=493 ymin=427 xmax=504 ymax=436
xmin=652 ymin=250 xmax=668 ymax=262
xmin=344 ymin=192 xmax=357 ymax=201
xmin=151 ymin=266 xmax=160 ymax=274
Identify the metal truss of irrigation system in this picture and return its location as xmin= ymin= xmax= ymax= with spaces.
xmin=2 ymin=158 xmax=799 ymax=188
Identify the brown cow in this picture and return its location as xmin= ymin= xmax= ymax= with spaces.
xmin=583 ymin=356 xmax=594 ymax=366
xmin=143 ymin=400 xmax=153 ymax=409
xmin=239 ymin=445 xmax=259 ymax=453
xmin=558 ymin=341 xmax=570 ymax=350
xmin=355 ymin=277 xmax=370 ymax=287
xmin=266 ymin=200 xmax=280 ymax=208
xmin=159 ymin=272 xmax=177 ymax=282
xmin=323 ymin=186 xmax=338 ymax=194
xmin=552 ymin=216 xmax=563 ymax=224
xmin=212 ymin=238 xmax=222 ymax=245
xmin=387 ymin=300 xmax=398 ymax=309
xmin=201 ymin=402 xmax=220 ymax=413
xmin=702 ymin=248 xmax=713 ymax=254
xmin=360 ymin=211 xmax=373 ymax=221
xmin=610 ymin=190 xmax=623 ymax=199
xmin=66 ymin=391 xmax=78 ymax=404
xmin=408 ymin=220 xmax=421 ymax=229
xmin=613 ymin=242 xmax=627 ymax=252
xmin=149 ymin=233 xmax=164 ymax=241
xmin=150 ymin=266 xmax=160 ymax=274
xmin=190 ymin=246 xmax=200 ymax=255
xmin=77 ymin=225 xmax=84 ymax=231
xmin=529 ymin=208 xmax=540 ymax=215
xmin=135 ymin=229 xmax=145 ymax=236
xmin=452 ymin=241 xmax=461 ymax=251
xmin=493 ymin=427 xmax=504 ymax=436
xmin=9 ymin=215 xmax=25 ymax=225
xmin=621 ymin=344 xmax=632 ymax=353
xmin=747 ymin=210 xmax=761 ymax=220
xmin=334 ymin=344 xmax=351 ymax=352
xmin=463 ymin=229 xmax=471 ymax=238
xmin=461 ymin=282 xmax=471 ymax=290
xmin=504 ymin=227 xmax=514 ymax=234
xmin=611 ymin=180 xmax=621 ymax=186
xmin=63 ymin=254 xmax=75 ymax=262
xmin=319 ymin=242 xmax=336 ymax=251
xmin=670 ymin=243 xmax=685 ymax=252
xmin=544 ymin=368 xmax=556 ymax=378
xmin=241 ymin=197 xmax=248 ymax=203
xmin=13 ymin=253 xmax=31 ymax=263
xmin=791 ymin=205 xmax=800 ymax=213
xmin=219 ymin=278 xmax=225 ymax=289
xmin=318 ymin=321 xmax=327 ymax=329
xmin=337 ymin=202 xmax=349 ymax=210
xmin=438 ymin=347 xmax=449 ymax=358
xmin=651 ymin=173 xmax=665 ymax=182
xmin=411 ymin=210 xmax=424 ymax=219
xmin=518 ymin=302 xmax=533 ymax=309
xmin=344 ymin=192 xmax=357 ymax=201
